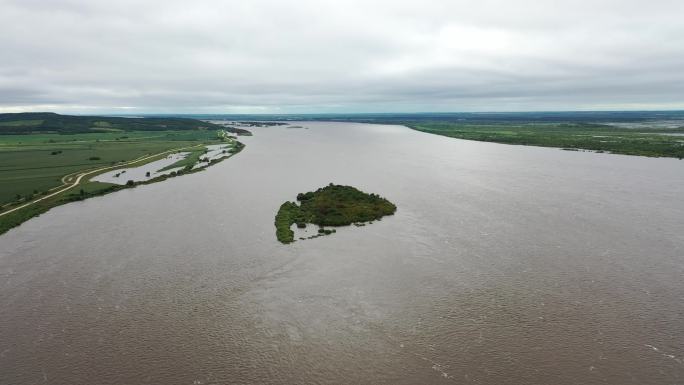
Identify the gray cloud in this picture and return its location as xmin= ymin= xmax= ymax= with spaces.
xmin=1 ymin=0 xmax=683 ymax=113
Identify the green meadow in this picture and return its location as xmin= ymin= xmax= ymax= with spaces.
xmin=0 ymin=130 xmax=222 ymax=206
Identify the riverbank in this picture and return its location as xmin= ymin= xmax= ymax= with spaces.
xmin=0 ymin=136 xmax=245 ymax=235
xmin=406 ymin=122 xmax=684 ymax=159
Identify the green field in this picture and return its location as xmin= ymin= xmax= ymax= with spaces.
xmin=0 ymin=130 xmax=223 ymax=205
xmin=0 ymin=112 xmax=248 ymax=235
xmin=158 ymin=146 xmax=208 ymax=172
xmin=407 ymin=122 xmax=684 ymax=158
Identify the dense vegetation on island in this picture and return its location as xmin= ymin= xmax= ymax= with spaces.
xmin=275 ymin=184 xmax=397 ymax=244
xmin=210 ymin=112 xmax=684 ymax=159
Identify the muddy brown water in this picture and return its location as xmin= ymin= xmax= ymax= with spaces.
xmin=1 ymin=122 xmax=683 ymax=384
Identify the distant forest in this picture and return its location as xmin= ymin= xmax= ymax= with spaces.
xmin=0 ymin=112 xmax=220 ymax=134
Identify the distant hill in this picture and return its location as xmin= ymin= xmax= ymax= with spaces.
xmin=0 ymin=112 xmax=221 ymax=134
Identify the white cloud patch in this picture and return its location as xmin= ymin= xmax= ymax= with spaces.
xmin=1 ymin=0 xmax=683 ymax=113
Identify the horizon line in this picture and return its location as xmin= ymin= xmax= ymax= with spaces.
xmin=4 ymin=109 xmax=684 ymax=116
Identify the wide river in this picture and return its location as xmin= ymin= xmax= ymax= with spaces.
xmin=1 ymin=122 xmax=683 ymax=384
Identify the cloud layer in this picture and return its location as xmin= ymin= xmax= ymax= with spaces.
xmin=1 ymin=0 xmax=683 ymax=113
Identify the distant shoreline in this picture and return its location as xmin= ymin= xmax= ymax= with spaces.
xmin=404 ymin=122 xmax=684 ymax=159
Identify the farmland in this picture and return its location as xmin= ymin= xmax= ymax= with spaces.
xmin=0 ymin=130 xmax=224 ymax=205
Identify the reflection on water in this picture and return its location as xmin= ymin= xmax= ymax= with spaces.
xmin=1 ymin=122 xmax=683 ymax=385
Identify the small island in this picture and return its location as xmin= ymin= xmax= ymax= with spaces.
xmin=275 ymin=184 xmax=397 ymax=244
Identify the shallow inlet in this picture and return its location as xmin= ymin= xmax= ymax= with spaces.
xmin=92 ymin=144 xmax=232 ymax=185
xmin=92 ymin=152 xmax=189 ymax=185
xmin=1 ymin=122 xmax=683 ymax=385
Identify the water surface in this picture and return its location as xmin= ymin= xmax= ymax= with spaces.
xmin=1 ymin=122 xmax=683 ymax=384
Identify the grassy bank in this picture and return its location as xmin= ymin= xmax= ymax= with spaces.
xmin=406 ymin=122 xmax=684 ymax=158
xmin=0 ymin=131 xmax=245 ymax=236
xmin=0 ymin=112 xmax=219 ymax=134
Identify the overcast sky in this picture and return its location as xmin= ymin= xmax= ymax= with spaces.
xmin=1 ymin=0 xmax=683 ymax=114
